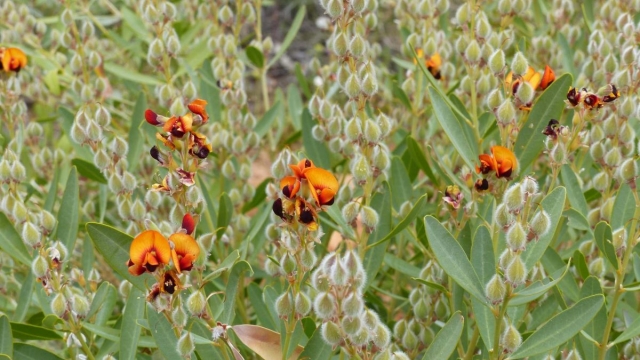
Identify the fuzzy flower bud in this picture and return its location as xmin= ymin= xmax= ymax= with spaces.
xmin=276 ymin=292 xmax=293 ymax=318
xmin=360 ymin=206 xmax=379 ymax=229
xmin=321 ymin=321 xmax=342 ymax=346
xmin=503 ymin=183 xmax=524 ymax=211
xmin=72 ymin=294 xmax=90 ymax=318
xmin=497 ymin=100 xmax=516 ymax=124
xmin=343 ymin=292 xmax=365 ymax=317
xmin=177 ymin=332 xmax=194 ymax=358
xmin=505 ymin=255 xmax=527 ymax=287
xmin=349 ymin=34 xmax=366 ymax=58
xmin=588 ymin=257 xmax=605 ymax=277
xmin=495 ymin=204 xmax=513 ymax=228
xmin=464 ymin=40 xmax=482 ymax=63
xmin=485 ymin=274 xmax=506 ymax=304
xmin=506 ymin=222 xmax=527 ymax=251
xmin=351 ymin=155 xmax=371 ymax=184
xmin=511 ymin=52 xmax=528 ymax=75
xmin=502 ymin=324 xmax=522 ymax=353
xmin=529 ymin=210 xmax=551 ymax=238
xmin=617 ymin=159 xmax=637 ymax=183
xmin=344 ymin=74 xmax=361 ymax=98
xmin=187 ymin=291 xmax=206 ymax=316
xmin=51 ymin=293 xmax=67 ymax=318
xmin=295 ymin=292 xmax=312 ymax=317
xmin=332 ymin=31 xmax=348 ymax=57
xmin=361 ymin=73 xmax=378 ymax=96
xmin=32 ymin=255 xmax=49 ymax=278
xmin=314 ymin=292 xmax=336 ymax=319
xmin=517 ymin=81 xmax=535 ymax=104
xmin=604 ymin=148 xmax=621 ymax=168
xmin=22 ymin=221 xmax=41 ymax=248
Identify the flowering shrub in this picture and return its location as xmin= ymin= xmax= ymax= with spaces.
xmin=1 ymin=0 xmax=640 ymax=359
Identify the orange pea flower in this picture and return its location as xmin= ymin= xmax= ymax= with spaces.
xmin=476 ymin=146 xmax=517 ymax=179
xmin=305 ymin=167 xmax=339 ymax=206
xmin=280 ymin=175 xmax=301 ymax=199
xmin=539 ymin=65 xmax=555 ymax=91
xmin=425 ymin=52 xmax=442 ymax=80
xmin=187 ymin=99 xmax=209 ymax=124
xmin=0 ymin=47 xmax=27 ymax=73
xmin=127 ymin=230 xmax=172 ymax=275
xmin=168 ymin=233 xmax=200 ymax=273
xmin=506 ymin=65 xmax=555 ymax=95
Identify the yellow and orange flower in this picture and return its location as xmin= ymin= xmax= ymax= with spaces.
xmin=127 ymin=215 xmax=200 ymax=276
xmin=475 ymin=146 xmax=518 ymax=179
xmin=127 ymin=230 xmax=172 ymax=275
xmin=505 ymin=65 xmax=555 ymax=95
xmin=414 ymin=49 xmax=442 ymax=80
xmin=305 ymin=167 xmax=339 ymax=206
xmin=0 ymin=47 xmax=27 ymax=73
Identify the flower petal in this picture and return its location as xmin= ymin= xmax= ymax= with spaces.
xmin=280 ymin=176 xmax=300 ymax=198
xmin=304 ymin=167 xmax=339 ymax=206
xmin=539 ymin=65 xmax=555 ymax=91
xmin=129 ymin=230 xmax=171 ymax=271
xmin=169 ymin=233 xmax=200 ymax=273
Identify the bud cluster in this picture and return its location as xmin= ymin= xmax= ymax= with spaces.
xmin=310 ymin=250 xmax=391 ymax=356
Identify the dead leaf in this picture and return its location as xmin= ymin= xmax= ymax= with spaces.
xmin=232 ymin=324 xmax=304 ymax=360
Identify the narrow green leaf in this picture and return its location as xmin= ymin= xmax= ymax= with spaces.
xmin=560 ymin=165 xmax=588 ymax=216
xmin=56 ymin=167 xmax=79 ymax=255
xmin=424 ymin=216 xmax=487 ymax=306
xmin=198 ymin=176 xmax=217 ymax=233
xmin=579 ymin=276 xmax=607 ymax=360
xmin=390 ymin=156 xmax=412 ymax=209
xmin=44 ymin=168 xmax=60 ymax=213
xmin=573 ymin=249 xmax=590 ymax=280
xmin=384 ymin=253 xmax=420 ymax=278
xmin=203 ymin=250 xmax=240 ymax=282
xmin=86 ymin=282 xmax=115 ymax=319
xmin=242 ymin=178 xmax=271 ymax=213
xmin=287 ymin=83 xmax=303 ymax=130
xmin=147 ymin=304 xmax=181 ymax=358
xmin=521 ymin=187 xmax=566 ymax=270
xmin=363 ymin=183 xmax=392 ymax=290
xmin=120 ymin=7 xmax=152 ymax=42
xmin=13 ymin=344 xmax=63 ymax=360
xmin=10 ymin=322 xmax=62 ymax=341
xmin=0 ymin=316 xmax=12 ymax=358
xmin=86 ymin=223 xmax=148 ymax=291
xmin=254 ymin=101 xmax=281 ymax=137
xmin=612 ymin=314 xmax=640 ymax=345
xmin=104 ymin=63 xmax=162 ymax=86
xmin=245 ymin=46 xmax=264 ymax=68
xmin=392 ymin=84 xmax=412 ymax=111
xmin=267 ymin=5 xmax=306 ymax=68
xmin=220 ymin=261 xmax=253 ymax=324
xmin=594 ymin=221 xmax=618 ymax=270
xmin=216 ymin=193 xmax=233 ymax=240
xmin=247 ymin=283 xmax=276 ymax=330
xmin=514 ymin=73 xmax=572 ymax=171
xmin=71 ymin=158 xmax=107 ymax=184
xmin=0 ymin=213 xmax=31 ymax=266
xmin=404 ymin=136 xmax=438 ymax=185
xmin=471 ymin=226 xmax=495 ymax=350
xmin=421 ymin=312 xmax=464 ymax=360
xmin=120 ymin=288 xmax=145 ymax=360
xmin=427 ymin=86 xmax=478 ymax=169
xmin=13 ymin=272 xmax=34 ymax=322
xmin=127 ymin=94 xmax=147 ymax=172
xmin=322 ymin=205 xmax=357 ymax=240
xmin=509 ymin=262 xmax=570 ymax=306
xmin=412 ymin=278 xmax=447 ymax=293
xmin=611 ymin=184 xmax=635 ymax=230
xmin=301 ymin=109 xmax=331 ymax=169
xmin=294 ymin=63 xmax=311 ymax=98
xmin=510 ymin=294 xmax=604 ymax=358
xmin=368 ymin=194 xmax=427 ymax=248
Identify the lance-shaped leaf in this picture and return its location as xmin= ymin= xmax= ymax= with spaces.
xmin=421 ymin=312 xmax=464 ymax=360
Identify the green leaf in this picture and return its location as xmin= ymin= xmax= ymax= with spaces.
xmin=0 ymin=213 xmax=31 ymax=266
xmin=13 ymin=272 xmax=34 ymax=322
xmin=579 ymin=276 xmax=607 ymax=360
xmin=242 ymin=178 xmax=271 ymax=213
xmin=247 ymin=283 xmax=276 ymax=330
xmin=421 ymin=312 xmax=464 ymax=360
xmin=82 ymin=323 xmax=160 ymax=347
xmin=471 ymin=226 xmax=495 ymax=350
xmin=514 ymin=73 xmax=572 ymax=171
xmin=44 ymin=168 xmax=60 ymax=213
xmin=120 ymin=288 xmax=145 ymax=360
xmin=13 ymin=344 xmax=62 ymax=360
xmin=86 ymin=223 xmax=149 ymax=291
xmin=363 ymin=183 xmax=392 ymax=290
xmin=299 ymin=326 xmax=333 ymax=360
xmin=203 ymin=250 xmax=240 ymax=282
xmin=560 ymin=164 xmax=588 ymax=216
xmin=254 ymin=101 xmax=281 ymax=137
xmin=287 ymin=83 xmax=304 ymax=130
xmin=392 ymin=83 xmax=412 ymax=111
xmin=403 ymin=136 xmax=438 ymax=185
xmin=390 ymin=156 xmax=413 ymax=209
xmin=56 ymin=167 xmax=79 ymax=255
xmin=521 ymin=186 xmax=566 ymax=270
xmin=71 ymin=158 xmax=107 ymax=184
xmin=322 ymin=205 xmax=357 ymax=240
xmin=147 ymin=304 xmax=181 ymax=358
xmin=510 ymin=294 xmax=604 ymax=359
xmin=424 ymin=216 xmax=487 ymax=306
xmin=216 ymin=193 xmax=233 ymax=240
xmin=267 ymin=5 xmax=306 ymax=68
xmin=509 ymin=262 xmax=570 ymax=306
xmin=611 ymin=184 xmax=635 ymax=231
xmin=301 ymin=109 xmax=331 ymax=169
xmin=220 ymin=261 xmax=253 ymax=324
xmin=412 ymin=278 xmax=447 ymax=293
xmin=127 ymin=94 xmax=147 ymax=172
xmin=368 ymin=194 xmax=427 ymax=248
xmin=612 ymin=312 xmax=640 ymax=345
xmin=10 ymin=322 xmax=62 ymax=341
xmin=384 ymin=253 xmax=420 ymax=278
xmin=573 ymin=249 xmax=590 ymax=280
xmin=427 ymin=86 xmax=478 ymax=170
xmin=594 ymin=221 xmax=618 ymax=270
xmin=294 ymin=63 xmax=311 ymax=98
xmin=246 ymin=46 xmax=264 ymax=68
xmin=104 ymin=63 xmax=162 ymax=86
xmin=199 ymin=177 xmax=217 ymax=234
xmin=86 ymin=282 xmax=116 ymax=320
xmin=120 ymin=7 xmax=152 ymax=42
xmin=0 ymin=316 xmax=12 ymax=358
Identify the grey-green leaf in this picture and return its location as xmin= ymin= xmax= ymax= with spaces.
xmin=421 ymin=312 xmax=464 ymax=360
xmin=510 ymin=294 xmax=604 ymax=359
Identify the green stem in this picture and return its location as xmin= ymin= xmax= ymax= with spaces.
xmin=491 ymin=286 xmax=512 ymax=360
xmin=463 ymin=326 xmax=480 ymax=360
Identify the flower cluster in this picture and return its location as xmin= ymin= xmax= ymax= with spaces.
xmin=145 ymin=99 xmax=211 ymax=190
xmin=504 ymin=65 xmax=555 ymax=110
xmin=566 ymin=83 xmax=620 ymax=110
xmin=273 ymin=158 xmax=339 ymax=231
xmin=0 ymin=47 xmax=27 ymax=73
xmin=127 ymin=213 xmax=200 ymax=302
